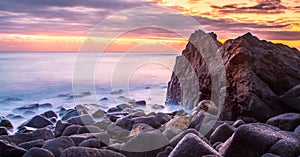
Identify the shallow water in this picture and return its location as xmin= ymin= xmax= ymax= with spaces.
xmin=0 ymin=52 xmax=183 ymax=128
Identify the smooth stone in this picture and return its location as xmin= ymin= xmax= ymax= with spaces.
xmin=91 ymin=109 xmax=106 ymax=118
xmin=151 ymin=104 xmax=165 ymax=109
xmin=61 ymin=109 xmax=80 ymax=121
xmin=16 ymin=126 xmax=36 ymax=134
xmin=165 ymin=116 xmax=190 ymax=131
xmin=115 ymin=117 xmax=134 ymax=131
xmin=93 ymin=119 xmax=111 ymax=130
xmin=0 ymin=117 xmax=13 ymax=128
xmin=15 ymin=103 xmax=39 ymax=110
xmin=41 ymin=110 xmax=57 ymax=119
xmin=237 ymin=116 xmax=258 ymax=123
xmin=266 ymin=113 xmax=300 ymax=131
xmin=107 ymin=106 xmax=123 ymax=113
xmin=108 ymin=114 xmax=121 ymax=122
xmin=197 ymin=100 xmax=219 ymax=115
xmin=116 ymin=96 xmax=135 ymax=103
xmin=0 ymin=126 xmax=9 ymax=135
xmin=19 ymin=115 xmax=53 ymax=129
xmin=23 ymin=148 xmax=55 ymax=157
xmin=61 ymin=147 xmax=126 ymax=157
xmin=18 ymin=139 xmax=44 ymax=150
xmin=170 ymin=128 xmax=209 ymax=147
xmin=99 ymin=97 xmax=108 ymax=101
xmin=42 ymin=136 xmax=75 ymax=157
xmin=77 ymin=125 xmax=102 ymax=134
xmin=169 ymin=109 xmax=188 ymax=116
xmin=0 ymin=128 xmax=54 ymax=144
xmin=107 ymin=124 xmax=130 ymax=140
xmin=66 ymin=114 xmax=94 ymax=125
xmin=69 ymin=132 xmax=109 ymax=146
xmin=135 ymin=100 xmax=146 ymax=106
xmin=61 ymin=125 xmax=81 ymax=136
xmin=132 ymin=116 xmax=161 ymax=129
xmin=57 ymin=93 xmax=70 ymax=97
xmin=129 ymin=123 xmax=155 ymax=137
xmin=23 ymin=111 xmax=36 ymax=116
xmin=120 ymin=130 xmax=169 ymax=157
xmin=156 ymin=146 xmax=173 ymax=157
xmin=54 ymin=120 xmax=72 ymax=137
xmin=39 ymin=103 xmax=52 ymax=108
xmin=281 ymin=84 xmax=300 ymax=112
xmin=162 ymin=127 xmax=182 ymax=140
xmin=0 ymin=97 xmax=22 ymax=103
xmin=232 ymin=119 xmax=245 ymax=128
xmin=294 ymin=125 xmax=300 ymax=134
xmin=210 ymin=123 xmax=236 ymax=144
xmin=117 ymin=103 xmax=134 ymax=110
xmin=154 ymin=112 xmax=172 ymax=125
xmin=78 ymin=139 xmax=102 ymax=148
xmin=169 ymin=133 xmax=220 ymax=157
xmin=0 ymin=140 xmax=27 ymax=157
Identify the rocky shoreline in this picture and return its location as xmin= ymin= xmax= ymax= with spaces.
xmin=0 ymin=99 xmax=300 ymax=157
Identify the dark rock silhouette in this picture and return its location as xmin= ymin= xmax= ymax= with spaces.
xmin=166 ymin=30 xmax=300 ymax=121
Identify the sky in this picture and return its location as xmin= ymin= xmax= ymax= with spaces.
xmin=0 ymin=0 xmax=299 ymax=52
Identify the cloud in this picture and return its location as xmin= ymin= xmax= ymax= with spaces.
xmin=211 ymin=0 xmax=287 ymax=14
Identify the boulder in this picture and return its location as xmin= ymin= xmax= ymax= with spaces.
xmin=61 ymin=109 xmax=80 ymax=121
xmin=18 ymin=115 xmax=53 ymax=129
xmin=23 ymin=148 xmax=55 ymax=157
xmin=0 ymin=140 xmax=27 ymax=157
xmin=78 ymin=139 xmax=102 ymax=148
xmin=170 ymin=128 xmax=209 ymax=147
xmin=165 ymin=116 xmax=190 ymax=131
xmin=70 ymin=132 xmax=109 ymax=146
xmin=15 ymin=103 xmax=39 ymax=110
xmin=232 ymin=119 xmax=245 ymax=128
xmin=18 ymin=139 xmax=44 ymax=150
xmin=77 ymin=125 xmax=102 ymax=134
xmin=92 ymin=109 xmax=106 ymax=118
xmin=120 ymin=130 xmax=169 ymax=157
xmin=41 ymin=110 xmax=57 ymax=119
xmin=166 ymin=30 xmax=300 ymax=121
xmin=210 ymin=123 xmax=236 ymax=144
xmin=0 ymin=128 xmax=54 ymax=144
xmin=39 ymin=103 xmax=52 ymax=108
xmin=168 ymin=133 xmax=220 ymax=157
xmin=54 ymin=120 xmax=72 ymax=137
xmin=0 ymin=126 xmax=9 ymax=135
xmin=66 ymin=114 xmax=94 ymax=125
xmin=132 ymin=116 xmax=161 ymax=129
xmin=115 ymin=116 xmax=134 ymax=131
xmin=61 ymin=125 xmax=81 ymax=136
xmin=162 ymin=127 xmax=182 ymax=140
xmin=135 ymin=100 xmax=146 ymax=106
xmin=129 ymin=123 xmax=155 ymax=137
xmin=261 ymin=153 xmax=281 ymax=157
xmin=154 ymin=112 xmax=172 ymax=124
xmin=93 ymin=119 xmax=111 ymax=130
xmin=294 ymin=125 xmax=300 ymax=134
xmin=61 ymin=147 xmax=125 ymax=157
xmin=42 ymin=136 xmax=75 ymax=157
xmin=281 ymin=84 xmax=300 ymax=112
xmin=266 ymin=113 xmax=300 ymax=131
xmin=107 ymin=124 xmax=130 ymax=140
xmin=156 ymin=146 xmax=173 ymax=157
xmin=0 ymin=117 xmax=13 ymax=128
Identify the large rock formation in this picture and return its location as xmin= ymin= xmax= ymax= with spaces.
xmin=166 ymin=30 xmax=300 ymax=121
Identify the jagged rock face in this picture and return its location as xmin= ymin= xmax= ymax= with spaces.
xmin=166 ymin=30 xmax=300 ymax=122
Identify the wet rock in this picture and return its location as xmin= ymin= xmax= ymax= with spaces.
xmin=70 ymin=132 xmax=109 ymax=146
xmin=0 ymin=117 xmax=13 ymax=128
xmin=41 ymin=110 xmax=57 ymax=119
xmin=154 ymin=113 xmax=172 ymax=124
xmin=261 ymin=153 xmax=281 ymax=157
xmin=129 ymin=123 xmax=155 ymax=137
xmin=0 ymin=128 xmax=54 ymax=144
xmin=18 ymin=139 xmax=44 ymax=150
xmin=23 ymin=111 xmax=36 ymax=116
xmin=0 ymin=97 xmax=22 ymax=103
xmin=266 ymin=113 xmax=300 ymax=131
xmin=135 ymin=100 xmax=146 ymax=106
xmin=107 ymin=124 xmax=130 ymax=140
xmin=107 ymin=106 xmax=123 ymax=113
xmin=237 ymin=116 xmax=258 ymax=123
xmin=23 ymin=147 xmax=55 ymax=157
xmin=162 ymin=127 xmax=182 ymax=140
xmin=165 ymin=116 xmax=190 ymax=131
xmin=54 ymin=120 xmax=72 ymax=137
xmin=42 ymin=136 xmax=75 ymax=157
xmin=66 ymin=114 xmax=94 ymax=125
xmin=15 ymin=103 xmax=39 ymax=110
xmin=78 ymin=139 xmax=102 ymax=148
xmin=169 ymin=133 xmax=220 ymax=157
xmin=152 ymin=104 xmax=164 ymax=109
xmin=61 ymin=125 xmax=81 ymax=136
xmin=197 ymin=100 xmax=219 ymax=115
xmin=61 ymin=109 xmax=80 ymax=121
xmin=39 ymin=103 xmax=52 ymax=108
xmin=169 ymin=109 xmax=188 ymax=116
xmin=0 ymin=140 xmax=27 ymax=157
xmin=115 ymin=116 xmax=134 ymax=131
xmin=232 ymin=119 xmax=245 ymax=128
xmin=92 ymin=109 xmax=106 ymax=118
xmin=99 ymin=97 xmax=108 ymax=101
xmin=294 ymin=125 xmax=300 ymax=134
xmin=61 ymin=147 xmax=125 ymax=157
xmin=117 ymin=103 xmax=134 ymax=110
xmin=156 ymin=146 xmax=173 ymax=157
xmin=77 ymin=125 xmax=102 ymax=134
xmin=210 ymin=123 xmax=236 ymax=144
xmin=108 ymin=114 xmax=120 ymax=122
xmin=120 ymin=130 xmax=169 ymax=157
xmin=170 ymin=128 xmax=209 ymax=147
xmin=0 ymin=126 xmax=9 ymax=135
xmin=132 ymin=116 xmax=161 ymax=129
xmin=93 ymin=119 xmax=111 ymax=130
xmin=281 ymin=84 xmax=300 ymax=112
xmin=19 ymin=115 xmax=53 ymax=129
xmin=16 ymin=126 xmax=36 ymax=134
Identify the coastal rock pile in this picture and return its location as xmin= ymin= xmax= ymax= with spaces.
xmin=166 ymin=30 xmax=300 ymax=122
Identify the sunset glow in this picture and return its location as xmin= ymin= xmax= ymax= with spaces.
xmin=0 ymin=0 xmax=299 ymax=52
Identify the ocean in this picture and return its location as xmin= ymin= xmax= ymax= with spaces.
xmin=0 ymin=52 xmax=181 ymax=128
